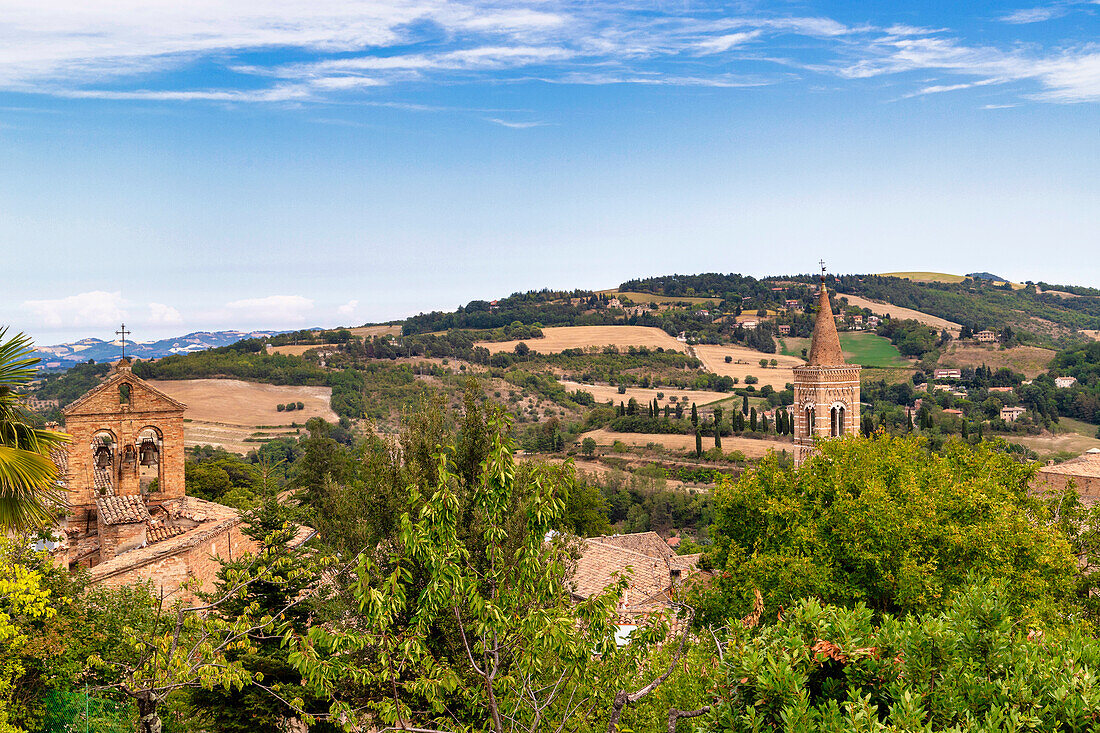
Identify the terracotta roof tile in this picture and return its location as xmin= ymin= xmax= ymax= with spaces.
xmin=93 ymin=467 xmax=113 ymax=494
xmin=569 ymin=533 xmax=701 ymax=616
xmin=146 ymin=524 xmax=187 ymax=544
xmin=1038 ymin=452 xmax=1100 ymax=479
xmin=96 ymin=495 xmax=150 ymax=525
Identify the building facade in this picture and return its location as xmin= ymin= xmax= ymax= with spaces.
xmin=793 ymin=285 xmax=861 ymax=466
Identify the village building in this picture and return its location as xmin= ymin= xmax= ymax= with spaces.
xmin=1055 ymin=376 xmax=1078 ymax=389
xmin=933 ymin=368 xmax=962 ymax=380
xmin=866 ymin=315 xmax=880 ymax=326
xmin=989 ymin=386 xmax=1015 ymax=394
xmin=569 ymin=532 xmax=703 ymax=635
xmin=51 ymin=358 xmax=309 ymax=601
xmin=975 ymin=330 xmax=998 ymax=343
xmin=1000 ymin=406 xmax=1027 ymax=422
xmin=784 ymin=299 xmax=801 ymax=310
xmin=1031 ymin=449 xmax=1100 ymax=505
xmin=778 ymin=324 xmax=791 ymax=335
xmin=793 ymin=280 xmax=861 ymax=466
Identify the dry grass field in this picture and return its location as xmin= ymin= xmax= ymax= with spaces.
xmin=691 ymin=344 xmax=803 ymax=390
xmin=580 ymin=429 xmax=791 ymax=458
xmin=349 ymin=325 xmax=402 ymax=338
xmin=1011 ymin=432 xmax=1100 ymax=457
xmin=1082 ymin=330 xmax=1100 ymax=341
xmin=879 ymin=271 xmax=967 ymax=284
xmin=836 ymin=293 xmax=961 ymax=333
xmin=938 ymin=343 xmax=1055 ymax=379
xmin=148 ymin=379 xmax=336 ymax=425
xmin=607 ymin=290 xmax=721 ymax=306
xmin=478 ymin=326 xmax=686 ymax=354
xmin=558 ymin=380 xmax=728 ymax=407
xmin=268 ymin=343 xmax=338 ymax=356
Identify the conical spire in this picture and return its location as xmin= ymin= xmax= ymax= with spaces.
xmin=807 ymin=285 xmax=845 ymax=366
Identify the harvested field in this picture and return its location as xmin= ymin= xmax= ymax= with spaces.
xmin=836 ymin=293 xmax=961 ymax=333
xmin=182 ymin=422 xmax=302 ymax=454
xmin=879 ymin=272 xmax=967 ymax=283
xmin=938 ymin=344 xmax=1055 ymax=379
xmin=559 ymin=380 xmax=728 ymax=408
xmin=608 ymin=291 xmax=720 ymax=306
xmin=580 ymin=429 xmax=791 ymax=458
xmin=478 ymin=326 xmax=685 ymax=354
xmin=148 ymin=379 xmax=336 ymax=426
xmin=1011 ymin=431 xmax=1100 ymax=457
xmin=1082 ymin=331 xmax=1100 ymax=341
xmin=525 ymin=456 xmax=703 ymax=493
xmin=349 ymin=325 xmax=402 ymax=338
xmin=268 ymin=343 xmax=338 ymax=356
xmin=691 ymin=344 xmax=802 ymax=390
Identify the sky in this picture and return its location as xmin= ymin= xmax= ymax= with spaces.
xmin=1 ymin=0 xmax=1098 ymax=344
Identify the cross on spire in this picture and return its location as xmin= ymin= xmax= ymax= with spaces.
xmin=116 ymin=323 xmax=131 ymax=360
xmin=819 ymin=259 xmax=827 ymax=283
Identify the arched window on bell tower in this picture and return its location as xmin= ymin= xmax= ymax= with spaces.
xmin=805 ymin=407 xmax=814 ymax=435
xmin=830 ymin=405 xmax=846 ymax=436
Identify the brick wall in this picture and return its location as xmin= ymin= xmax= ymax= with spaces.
xmin=63 ymin=362 xmax=185 ymax=525
xmin=1032 ymin=471 xmax=1100 ymax=505
xmin=98 ymin=521 xmax=148 ymax=561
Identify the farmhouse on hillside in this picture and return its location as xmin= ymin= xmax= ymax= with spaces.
xmin=1032 ymin=449 xmax=1100 ymax=505
xmin=51 ymin=359 xmax=310 ymax=601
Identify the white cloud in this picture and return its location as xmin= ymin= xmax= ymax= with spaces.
xmin=1000 ymin=6 xmax=1064 ymax=23
xmin=696 ymin=31 xmax=760 ymax=55
xmin=336 ymin=299 xmax=359 ymax=316
xmin=224 ymin=295 xmax=315 ymax=324
xmin=484 ymin=117 xmax=545 ymax=128
xmin=147 ymin=302 xmax=183 ymax=325
xmin=22 ymin=291 xmax=126 ymax=328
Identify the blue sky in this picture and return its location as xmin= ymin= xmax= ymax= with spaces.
xmin=1 ymin=0 xmax=1097 ymax=343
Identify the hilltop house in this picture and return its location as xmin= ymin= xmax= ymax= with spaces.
xmin=975 ymin=330 xmax=997 ymax=343
xmin=933 ymin=368 xmax=962 ymax=380
xmin=1055 ymin=376 xmax=1078 ymax=389
xmin=1000 ymin=406 xmax=1027 ymax=422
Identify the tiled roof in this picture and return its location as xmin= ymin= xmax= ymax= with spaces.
xmin=93 ymin=466 xmax=113 ymax=493
xmin=1038 ymin=452 xmax=1100 ymax=479
xmin=570 ymin=533 xmax=700 ymax=616
xmin=146 ymin=524 xmax=187 ymax=544
xmin=96 ymin=495 xmax=150 ymax=525
xmin=807 ymin=286 xmax=846 ymax=366
xmin=50 ymin=447 xmax=69 ymax=488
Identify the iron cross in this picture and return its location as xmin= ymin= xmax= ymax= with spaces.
xmin=819 ymin=259 xmax=827 ymax=282
xmin=116 ymin=323 xmax=130 ymax=360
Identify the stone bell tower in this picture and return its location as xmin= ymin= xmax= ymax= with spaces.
xmin=793 ymin=269 xmax=861 ymax=466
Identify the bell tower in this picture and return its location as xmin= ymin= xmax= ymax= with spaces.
xmin=793 ymin=265 xmax=861 ymax=466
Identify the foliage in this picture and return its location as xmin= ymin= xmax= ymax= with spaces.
xmin=698 ymin=435 xmax=1079 ymax=627
xmin=709 ymin=581 xmax=1100 ymax=731
xmin=0 ymin=540 xmax=55 ymax=733
xmin=0 ymin=328 xmax=69 ymax=532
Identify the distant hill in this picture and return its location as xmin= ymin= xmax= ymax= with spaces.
xmin=967 ymin=272 xmax=1007 ymax=282
xmin=31 ymin=330 xmax=288 ymax=368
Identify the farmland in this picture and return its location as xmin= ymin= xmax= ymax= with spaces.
xmin=349 ymin=325 xmax=402 ymax=338
xmin=558 ymin=380 xmax=728 ymax=408
xmin=836 ymin=293 xmax=962 ymax=333
xmin=938 ymin=343 xmax=1056 ymax=379
xmin=691 ymin=344 xmax=802 ymax=390
xmin=268 ymin=343 xmax=339 ymax=356
xmin=147 ymin=379 xmax=336 ymax=453
xmin=580 ymin=428 xmax=792 ymax=458
xmin=778 ymin=333 xmax=909 ymax=369
xmin=607 ymin=290 xmax=721 ymax=306
xmin=477 ymin=325 xmax=686 ymax=354
xmin=879 ymin=271 xmax=967 ymax=284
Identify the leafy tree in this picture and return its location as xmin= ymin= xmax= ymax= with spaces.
xmin=0 ymin=328 xmax=69 ymax=531
xmin=0 ymin=539 xmax=56 ymax=731
xmin=288 ymin=415 xmax=689 ymax=731
xmin=581 ymin=437 xmax=597 ymax=456
xmin=698 ymin=435 xmax=1078 ymax=626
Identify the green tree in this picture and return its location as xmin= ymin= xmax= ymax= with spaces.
xmin=742 ymin=395 xmax=748 ymax=415
xmin=695 ymin=429 xmax=703 ymax=458
xmin=749 ymin=407 xmax=757 ymax=432
xmin=691 ymin=403 xmax=698 ymax=427
xmin=580 ymin=437 xmax=597 ymax=456
xmin=0 ymin=328 xmax=69 ymax=532
xmin=697 ymin=435 xmax=1078 ymax=626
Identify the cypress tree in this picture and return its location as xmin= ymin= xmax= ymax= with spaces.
xmin=761 ymin=415 xmax=769 ymax=433
xmin=750 ymin=407 xmax=757 ymax=432
xmin=675 ymin=402 xmax=683 ymax=420
xmin=742 ymin=395 xmax=749 ymax=414
xmin=691 ymin=403 xmax=698 ymax=427
xmin=695 ymin=429 xmax=702 ymax=457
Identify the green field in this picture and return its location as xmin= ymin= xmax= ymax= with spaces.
xmin=779 ymin=334 xmax=910 ymax=369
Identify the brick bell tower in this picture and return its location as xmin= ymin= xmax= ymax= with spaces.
xmin=793 ymin=266 xmax=861 ymax=466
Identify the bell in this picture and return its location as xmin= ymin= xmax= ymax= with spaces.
xmin=94 ymin=444 xmax=112 ymax=469
xmin=140 ymin=439 xmax=159 ymax=466
xmin=122 ymin=444 xmax=137 ymax=466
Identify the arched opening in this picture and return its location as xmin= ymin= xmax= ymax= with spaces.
xmin=137 ymin=426 xmax=163 ymax=494
xmin=804 ymin=407 xmax=814 ymax=436
xmin=91 ymin=430 xmax=116 ymax=496
xmin=837 ymin=406 xmax=845 ymax=436
xmin=830 ymin=407 xmax=838 ymax=437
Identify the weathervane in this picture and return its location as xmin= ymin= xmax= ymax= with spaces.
xmin=819 ymin=259 xmax=827 ymax=283
xmin=116 ymin=323 xmax=130 ymax=360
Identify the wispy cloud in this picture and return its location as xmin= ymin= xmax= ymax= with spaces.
xmin=0 ymin=1 xmax=1095 ymax=106
xmin=21 ymin=291 xmax=184 ymax=330
xmin=484 ymin=117 xmax=545 ymax=128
